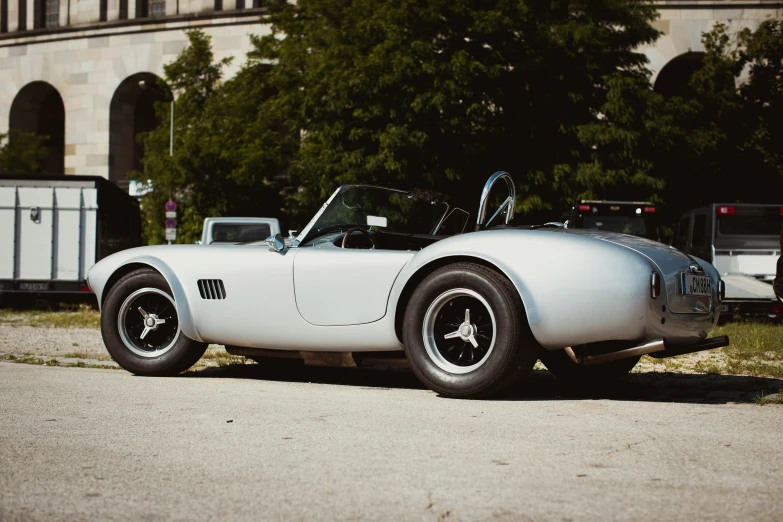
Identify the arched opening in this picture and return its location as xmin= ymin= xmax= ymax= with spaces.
xmin=109 ymin=72 xmax=170 ymax=188
xmin=9 ymin=81 xmax=65 ymax=175
xmin=654 ymin=52 xmax=706 ymax=99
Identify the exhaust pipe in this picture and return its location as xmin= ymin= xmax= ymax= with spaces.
xmin=563 ymin=335 xmax=730 ymax=365
xmin=564 ymin=340 xmax=666 ymax=366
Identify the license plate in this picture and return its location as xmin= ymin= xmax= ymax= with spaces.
xmin=681 ymin=274 xmax=712 ymax=296
xmin=18 ymin=282 xmax=49 ymax=291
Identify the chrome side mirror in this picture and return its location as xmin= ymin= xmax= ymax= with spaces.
xmin=266 ymin=233 xmax=286 ymax=252
xmin=476 ymin=171 xmax=516 ymax=231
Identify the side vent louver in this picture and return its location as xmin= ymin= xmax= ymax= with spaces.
xmin=197 ymin=279 xmax=227 ymax=300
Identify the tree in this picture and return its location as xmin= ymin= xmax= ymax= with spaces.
xmin=0 ymin=130 xmax=49 ymax=177
xmin=251 ymin=0 xmax=661 ymax=221
xmin=575 ymin=21 xmax=783 ymax=228
xmin=137 ymin=29 xmax=290 ymax=244
xmin=738 ymin=20 xmax=783 ymax=183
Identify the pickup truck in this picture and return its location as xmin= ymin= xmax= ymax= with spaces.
xmin=673 ymin=203 xmax=782 ymax=320
xmin=198 ymin=217 xmax=282 ymax=245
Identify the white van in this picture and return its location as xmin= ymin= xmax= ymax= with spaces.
xmin=674 ymin=203 xmax=782 ymax=319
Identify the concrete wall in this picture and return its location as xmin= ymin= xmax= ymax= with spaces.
xmin=0 ymin=16 xmax=269 ymax=178
xmin=643 ymin=4 xmax=783 ymax=83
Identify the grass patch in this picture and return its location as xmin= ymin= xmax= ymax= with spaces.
xmin=62 ymin=351 xmax=93 ymax=359
xmin=714 ymin=322 xmax=783 ymax=378
xmin=199 ymin=346 xmax=251 ymax=367
xmin=0 ymin=304 xmax=100 ymax=329
xmin=0 ymin=352 xmax=119 ymax=370
xmin=635 ymin=320 xmax=783 ymax=379
xmin=753 ymin=389 xmax=783 ymax=406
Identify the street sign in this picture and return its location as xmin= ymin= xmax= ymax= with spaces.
xmin=165 ymin=218 xmax=177 ymax=229
xmin=165 ymin=228 xmax=177 ymax=241
xmin=165 ymin=211 xmax=177 ymax=218
xmin=165 ymin=200 xmax=177 ymax=212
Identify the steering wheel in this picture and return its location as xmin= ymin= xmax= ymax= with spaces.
xmin=341 ymin=227 xmax=376 ymax=249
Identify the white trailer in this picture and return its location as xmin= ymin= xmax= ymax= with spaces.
xmin=0 ymin=176 xmax=140 ymax=295
xmin=674 ymin=203 xmax=782 ymax=320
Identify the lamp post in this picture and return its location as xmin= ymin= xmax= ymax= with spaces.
xmin=169 ymin=99 xmax=174 ymax=157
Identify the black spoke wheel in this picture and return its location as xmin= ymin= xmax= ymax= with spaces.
xmin=101 ymin=268 xmax=207 ymax=376
xmin=118 ymin=288 xmax=180 ymax=358
xmin=403 ymin=263 xmax=537 ymax=399
xmin=423 ymin=289 xmax=496 ymax=373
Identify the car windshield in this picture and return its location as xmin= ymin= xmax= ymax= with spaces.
xmin=304 ymin=185 xmax=451 ymax=240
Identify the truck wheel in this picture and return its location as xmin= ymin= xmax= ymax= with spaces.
xmin=539 ymin=348 xmax=640 ymax=385
xmin=101 ymin=268 xmax=207 ymax=376
xmin=403 ymin=263 xmax=537 ymax=399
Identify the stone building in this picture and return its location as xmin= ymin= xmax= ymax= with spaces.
xmin=0 ymin=1 xmax=780 ymax=189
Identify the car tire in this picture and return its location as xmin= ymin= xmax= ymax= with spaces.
xmin=101 ymin=267 xmax=207 ymax=376
xmin=539 ymin=348 xmax=640 ymax=385
xmin=403 ymin=263 xmax=537 ymax=399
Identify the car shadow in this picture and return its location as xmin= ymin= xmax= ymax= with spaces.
xmin=514 ymin=371 xmax=783 ymax=404
xmin=185 ymin=362 xmax=783 ymax=404
xmin=184 ymin=362 xmax=427 ymax=392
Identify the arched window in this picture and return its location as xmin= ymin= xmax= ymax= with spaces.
xmin=654 ymin=52 xmax=706 ymax=100
xmin=109 ymin=73 xmax=171 ymax=187
xmin=10 ymin=81 xmax=66 ymax=174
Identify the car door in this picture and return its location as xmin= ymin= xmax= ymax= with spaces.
xmin=293 ymin=248 xmax=414 ymax=326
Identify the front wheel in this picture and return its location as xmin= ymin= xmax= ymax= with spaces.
xmin=403 ymin=263 xmax=537 ymax=399
xmin=101 ymin=268 xmax=207 ymax=376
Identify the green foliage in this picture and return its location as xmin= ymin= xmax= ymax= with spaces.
xmin=137 ymin=29 xmax=288 ymax=244
xmin=580 ymin=20 xmax=783 ymax=224
xmin=140 ymin=7 xmax=783 ymax=234
xmin=251 ymin=0 xmax=661 ymax=220
xmin=0 ymin=130 xmax=49 ymax=177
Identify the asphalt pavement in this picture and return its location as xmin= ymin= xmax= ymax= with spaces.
xmin=1 ymin=361 xmax=781 ymax=522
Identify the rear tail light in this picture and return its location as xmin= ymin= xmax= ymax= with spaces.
xmin=651 ymin=272 xmax=661 ymax=299
xmin=717 ymin=206 xmax=735 ymax=215
xmin=80 ymin=284 xmax=91 ymax=292
xmin=718 ymin=280 xmax=725 ymax=302
xmin=779 ymin=207 xmax=783 ymax=216
xmin=578 ymin=205 xmax=591 ymax=211
xmin=643 ymin=207 xmax=656 ymax=213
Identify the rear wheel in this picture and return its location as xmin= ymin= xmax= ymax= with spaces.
xmin=101 ymin=268 xmax=207 ymax=375
xmin=403 ymin=263 xmax=536 ymax=399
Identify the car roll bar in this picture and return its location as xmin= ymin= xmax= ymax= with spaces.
xmin=476 ymin=171 xmax=516 ymax=231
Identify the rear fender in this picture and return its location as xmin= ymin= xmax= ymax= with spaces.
xmin=388 ymin=229 xmax=652 ymax=349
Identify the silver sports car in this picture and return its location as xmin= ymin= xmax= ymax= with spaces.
xmin=88 ymin=172 xmax=729 ymax=398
